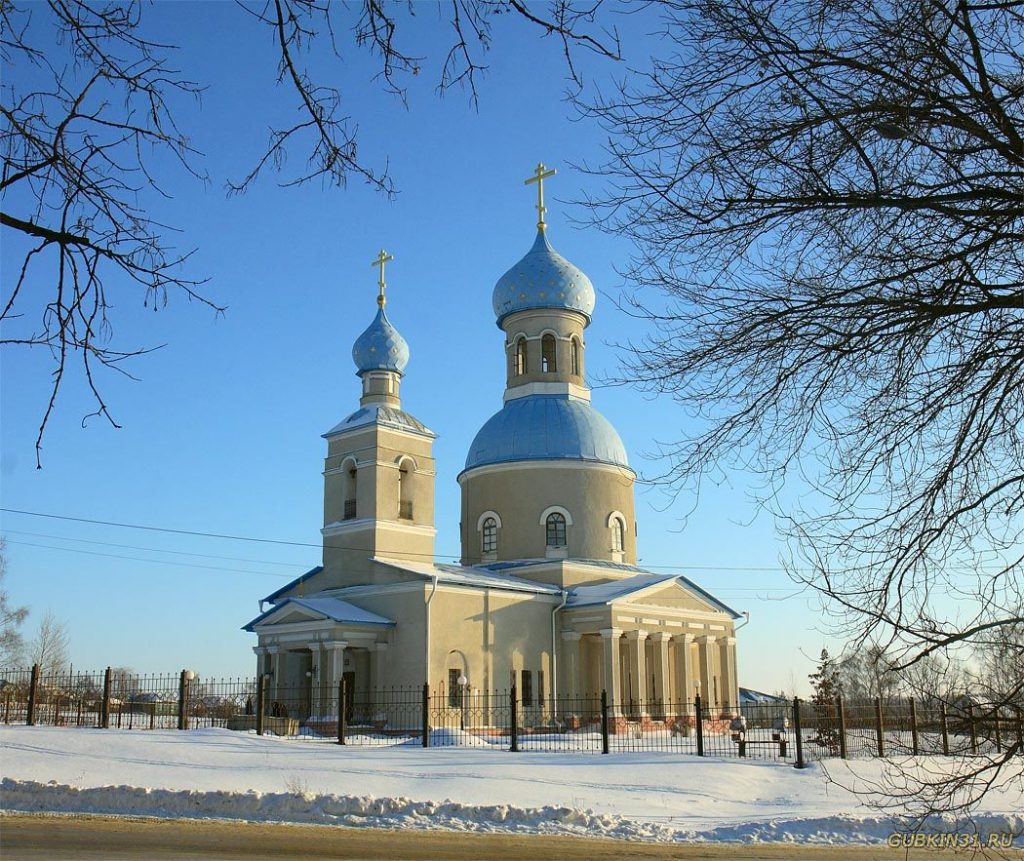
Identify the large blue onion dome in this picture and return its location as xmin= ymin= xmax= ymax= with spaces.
xmin=492 ymin=230 xmax=596 ymax=327
xmin=352 ymin=307 xmax=410 ymax=375
xmin=462 ymin=394 xmax=631 ymax=473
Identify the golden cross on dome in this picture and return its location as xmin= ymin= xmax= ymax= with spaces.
xmin=371 ymin=249 xmax=394 ymax=307
xmin=524 ymin=162 xmax=557 ymax=231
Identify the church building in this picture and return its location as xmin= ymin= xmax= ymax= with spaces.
xmin=244 ymin=165 xmax=743 ymax=726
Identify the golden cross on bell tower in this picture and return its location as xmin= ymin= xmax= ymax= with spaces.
xmin=371 ymin=249 xmax=394 ymax=307
xmin=524 ymin=162 xmax=557 ymax=231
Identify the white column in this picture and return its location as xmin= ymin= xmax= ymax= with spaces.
xmin=252 ymin=645 xmax=267 ymax=680
xmin=266 ymin=646 xmax=282 ymax=700
xmin=697 ymin=635 xmax=717 ymax=710
xmin=371 ymin=642 xmax=388 ymax=691
xmin=624 ymin=630 xmax=648 ymax=718
xmin=321 ymin=640 xmax=347 ymax=714
xmin=560 ymin=631 xmax=582 ymax=702
xmin=719 ymin=636 xmax=739 ymax=714
xmin=650 ymin=632 xmax=671 ymax=718
xmin=307 ymin=641 xmax=323 ymax=719
xmin=672 ymin=634 xmax=695 ymax=716
xmin=599 ymin=628 xmax=622 ymax=715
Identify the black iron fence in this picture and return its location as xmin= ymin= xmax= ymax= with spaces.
xmin=3 ymin=666 xmax=1021 ymax=764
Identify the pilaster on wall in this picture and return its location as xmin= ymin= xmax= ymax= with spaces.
xmin=599 ymin=628 xmax=622 ymax=715
xmin=697 ymin=635 xmax=717 ymax=708
xmin=649 ymin=632 xmax=671 ymax=717
xmin=624 ymin=630 xmax=648 ymax=717
xmin=672 ymin=634 xmax=694 ymax=714
xmin=719 ymin=636 xmax=739 ymax=714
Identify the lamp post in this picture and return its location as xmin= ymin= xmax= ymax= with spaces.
xmin=457 ymin=674 xmax=468 ymax=732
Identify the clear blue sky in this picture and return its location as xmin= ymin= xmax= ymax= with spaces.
xmin=1 ymin=3 xmax=833 ymax=694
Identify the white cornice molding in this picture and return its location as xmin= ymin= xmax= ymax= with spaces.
xmin=503 ymin=381 xmax=591 ymax=403
xmin=322 ymin=519 xmax=437 ymax=537
xmin=458 ymin=458 xmax=636 ymax=484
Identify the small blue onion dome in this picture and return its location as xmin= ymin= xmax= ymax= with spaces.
xmin=492 ymin=230 xmax=596 ymax=327
xmin=462 ymin=394 xmax=631 ymax=473
xmin=352 ymin=307 xmax=410 ymax=375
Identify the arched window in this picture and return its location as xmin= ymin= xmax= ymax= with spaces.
xmin=481 ymin=517 xmax=498 ymax=554
xmin=343 ymin=463 xmax=358 ymax=520
xmin=570 ymin=338 xmax=580 ymax=376
xmin=398 ymin=460 xmax=413 ymax=520
xmin=514 ymin=337 xmax=528 ymax=375
xmin=545 ymin=512 xmax=567 ymax=547
xmin=541 ymin=334 xmax=557 ymax=373
xmin=611 ymin=517 xmax=625 ymax=552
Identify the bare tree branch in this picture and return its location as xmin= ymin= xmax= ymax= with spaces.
xmin=579 ymin=0 xmax=1023 ymax=816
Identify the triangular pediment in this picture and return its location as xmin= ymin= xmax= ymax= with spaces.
xmin=260 ymin=607 xmax=324 ymax=627
xmin=618 ymin=582 xmax=721 ymax=614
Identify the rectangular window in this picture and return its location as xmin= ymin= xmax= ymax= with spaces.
xmin=448 ymin=669 xmax=460 ymax=707
xmin=521 ymin=670 xmax=533 ymax=707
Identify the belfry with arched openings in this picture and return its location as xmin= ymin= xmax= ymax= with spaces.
xmin=245 ymin=165 xmax=743 ymax=727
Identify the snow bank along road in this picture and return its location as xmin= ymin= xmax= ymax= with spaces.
xmin=1 ymin=726 xmax=1021 ymax=847
xmin=6 ymin=815 xmax=1017 ymax=861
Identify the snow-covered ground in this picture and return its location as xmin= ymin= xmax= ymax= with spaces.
xmin=1 ymin=725 xmax=1021 ymax=845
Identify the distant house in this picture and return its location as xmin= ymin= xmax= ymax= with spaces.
xmin=739 ymin=687 xmax=787 ymax=721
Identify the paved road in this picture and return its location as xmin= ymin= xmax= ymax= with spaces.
xmin=4 ymin=815 xmax=1020 ymax=861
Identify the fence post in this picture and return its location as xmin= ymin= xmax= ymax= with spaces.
xmin=968 ymin=701 xmax=977 ymax=754
xmin=793 ymin=697 xmax=806 ymax=769
xmin=101 ymin=667 xmax=112 ymax=729
xmin=509 ymin=684 xmax=519 ymax=752
xmin=177 ymin=670 xmax=189 ymax=731
xmin=695 ymin=694 xmax=704 ymax=757
xmin=940 ymin=702 xmax=950 ymax=755
xmin=600 ymin=690 xmax=610 ymax=755
xmin=910 ymin=698 xmax=919 ymax=756
xmin=422 ymin=683 xmax=430 ymax=748
xmin=836 ymin=696 xmax=848 ymax=760
xmin=335 ymin=677 xmax=346 ymax=745
xmin=256 ymin=675 xmax=266 ymax=737
xmin=874 ymin=698 xmax=885 ymax=757
xmin=26 ymin=664 xmax=40 ymax=726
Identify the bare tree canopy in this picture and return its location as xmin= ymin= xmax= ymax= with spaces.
xmin=29 ymin=608 xmax=69 ymax=673
xmin=580 ymin=0 xmax=1022 ymax=813
xmin=0 ymin=537 xmax=29 ymax=665
xmin=1 ymin=1 xmax=620 ymax=465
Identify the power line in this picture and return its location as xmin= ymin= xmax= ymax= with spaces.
xmin=10 ymin=505 xmax=1000 ymax=576
xmin=5 ymin=540 xmax=298 ymax=580
xmin=4 ymin=539 xmax=804 ymax=594
xmin=3 ymin=530 xmax=310 ymax=569
xmin=1 ymin=507 xmax=323 ymax=548
xmin=0 ymin=507 xmax=790 ymax=572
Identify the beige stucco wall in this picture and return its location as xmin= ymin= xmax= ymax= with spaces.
xmin=342 ymin=585 xmax=427 ymax=689
xmin=425 ymin=586 xmax=557 ymax=695
xmin=459 ymin=461 xmax=637 ymax=566
xmin=321 ymin=422 xmax=436 ymax=587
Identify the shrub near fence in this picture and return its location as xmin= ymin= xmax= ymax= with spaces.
xmin=3 ymin=666 xmax=1022 ymax=763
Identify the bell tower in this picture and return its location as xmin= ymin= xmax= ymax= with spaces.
xmin=320 ymin=250 xmax=437 ymax=586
